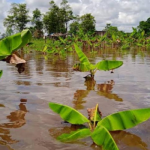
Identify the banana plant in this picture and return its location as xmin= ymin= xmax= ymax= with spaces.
xmin=0 ymin=70 xmax=2 ymax=79
xmin=73 ymin=44 xmax=123 ymax=78
xmin=0 ymin=29 xmax=32 ymax=77
xmin=49 ymin=102 xmax=150 ymax=150
xmin=0 ymin=29 xmax=32 ymax=60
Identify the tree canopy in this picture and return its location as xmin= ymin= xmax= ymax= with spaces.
xmin=4 ymin=3 xmax=30 ymax=32
xmin=138 ymin=18 xmax=150 ymax=36
xmin=43 ymin=0 xmax=73 ymax=35
xmin=32 ymin=8 xmax=43 ymax=38
xmin=3 ymin=1 xmax=150 ymax=37
xmin=80 ymin=14 xmax=96 ymax=34
xmin=69 ymin=14 xmax=96 ymax=35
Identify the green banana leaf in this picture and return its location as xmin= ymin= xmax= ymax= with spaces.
xmin=79 ymin=63 xmax=92 ymax=72
xmin=49 ymin=102 xmax=89 ymax=124
xmin=0 ymin=33 xmax=22 ymax=58
xmin=74 ymin=44 xmax=90 ymax=65
xmin=73 ymin=44 xmax=96 ymax=72
xmin=112 ymin=34 xmax=116 ymax=42
xmin=97 ymin=108 xmax=150 ymax=131
xmin=59 ymin=37 xmax=65 ymax=44
xmin=91 ymin=126 xmax=119 ymax=150
xmin=43 ymin=45 xmax=48 ymax=52
xmin=57 ymin=128 xmax=91 ymax=142
xmin=93 ymin=104 xmax=102 ymax=127
xmin=0 ymin=56 xmax=6 ymax=60
xmin=18 ymin=29 xmax=32 ymax=49
xmin=0 ymin=70 xmax=2 ymax=78
xmin=95 ymin=60 xmax=123 ymax=71
xmin=88 ymin=104 xmax=102 ymax=128
xmin=73 ymin=62 xmax=94 ymax=72
xmin=0 ymin=29 xmax=32 ymax=60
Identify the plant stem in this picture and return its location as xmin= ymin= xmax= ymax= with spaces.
xmin=88 ymin=121 xmax=93 ymax=131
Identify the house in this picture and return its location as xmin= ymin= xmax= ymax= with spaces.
xmin=95 ymin=31 xmax=106 ymax=36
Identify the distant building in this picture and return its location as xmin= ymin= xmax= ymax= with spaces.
xmin=48 ymin=33 xmax=70 ymax=40
xmin=95 ymin=31 xmax=106 ymax=36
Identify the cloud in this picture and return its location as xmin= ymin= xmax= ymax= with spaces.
xmin=0 ymin=0 xmax=11 ymax=34
xmin=0 ymin=0 xmax=150 ymax=33
xmin=68 ymin=0 xmax=80 ymax=3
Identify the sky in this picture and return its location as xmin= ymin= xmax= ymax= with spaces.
xmin=0 ymin=0 xmax=150 ymax=34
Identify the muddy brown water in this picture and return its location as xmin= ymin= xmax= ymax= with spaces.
xmin=0 ymin=49 xmax=150 ymax=150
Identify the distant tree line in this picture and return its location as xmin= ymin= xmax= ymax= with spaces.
xmin=3 ymin=0 xmax=96 ymax=38
xmin=2 ymin=0 xmax=150 ymax=38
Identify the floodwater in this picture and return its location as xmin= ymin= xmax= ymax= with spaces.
xmin=0 ymin=48 xmax=150 ymax=150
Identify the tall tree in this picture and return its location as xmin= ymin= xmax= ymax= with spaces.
xmin=138 ymin=18 xmax=150 ymax=36
xmin=4 ymin=3 xmax=30 ymax=32
xmin=69 ymin=21 xmax=80 ymax=35
xmin=104 ymin=24 xmax=118 ymax=35
xmin=60 ymin=0 xmax=73 ymax=32
xmin=43 ymin=0 xmax=63 ymax=34
xmin=43 ymin=0 xmax=73 ymax=34
xmin=32 ymin=8 xmax=43 ymax=38
xmin=80 ymin=13 xmax=96 ymax=34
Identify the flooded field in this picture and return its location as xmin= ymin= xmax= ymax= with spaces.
xmin=0 ymin=49 xmax=150 ymax=150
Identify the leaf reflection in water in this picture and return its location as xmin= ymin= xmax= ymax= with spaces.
xmin=73 ymin=90 xmax=88 ymax=110
xmin=49 ymin=124 xmax=88 ymax=145
xmin=111 ymin=130 xmax=148 ymax=150
xmin=49 ymin=126 xmax=148 ymax=150
xmin=15 ymin=63 xmax=25 ymax=74
xmin=1 ymin=52 xmax=26 ymax=74
xmin=0 ymin=99 xmax=28 ymax=149
xmin=97 ymin=80 xmax=123 ymax=102
xmin=73 ymin=79 xmax=123 ymax=110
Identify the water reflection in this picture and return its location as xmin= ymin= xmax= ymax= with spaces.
xmin=49 ymin=124 xmax=85 ymax=139
xmin=73 ymin=90 xmax=88 ymax=110
xmin=97 ymin=80 xmax=114 ymax=92
xmin=73 ymin=78 xmax=123 ymax=110
xmin=2 ymin=49 xmax=150 ymax=150
xmin=0 ymin=99 xmax=28 ymax=148
xmin=97 ymin=80 xmax=123 ymax=102
xmin=112 ymin=130 xmax=148 ymax=150
xmin=15 ymin=63 xmax=25 ymax=74
xmin=49 ymin=126 xmax=148 ymax=150
xmin=14 ymin=81 xmax=31 ymax=86
xmin=84 ymin=77 xmax=96 ymax=90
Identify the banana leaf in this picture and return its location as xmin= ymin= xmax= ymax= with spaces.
xmin=87 ymin=104 xmax=102 ymax=127
xmin=73 ymin=62 xmax=94 ymax=72
xmin=43 ymin=45 xmax=48 ymax=52
xmin=59 ymin=37 xmax=65 ymax=44
xmin=91 ymin=126 xmax=119 ymax=150
xmin=57 ymin=128 xmax=91 ymax=142
xmin=95 ymin=60 xmax=123 ymax=71
xmin=112 ymin=34 xmax=116 ymax=42
xmin=74 ymin=44 xmax=90 ymax=65
xmin=0 ymin=29 xmax=32 ymax=60
xmin=97 ymin=108 xmax=150 ymax=131
xmin=0 ymin=70 xmax=2 ymax=78
xmin=73 ymin=44 xmax=96 ymax=72
xmin=0 ymin=56 xmax=6 ymax=60
xmin=0 ymin=33 xmax=22 ymax=58
xmin=93 ymin=104 xmax=102 ymax=127
xmin=18 ymin=29 xmax=32 ymax=49
xmin=49 ymin=102 xmax=89 ymax=124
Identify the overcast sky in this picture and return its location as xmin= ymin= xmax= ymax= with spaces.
xmin=1 ymin=0 xmax=150 ymax=34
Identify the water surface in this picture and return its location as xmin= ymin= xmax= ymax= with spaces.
xmin=0 ymin=49 xmax=150 ymax=150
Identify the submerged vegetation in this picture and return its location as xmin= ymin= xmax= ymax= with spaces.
xmin=0 ymin=29 xmax=32 ymax=78
xmin=73 ymin=44 xmax=123 ymax=78
xmin=1 ymin=0 xmax=150 ymax=150
xmin=1 ymin=24 xmax=150 ymax=150
xmin=49 ymin=102 xmax=150 ymax=150
xmin=0 ymin=70 xmax=2 ymax=79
